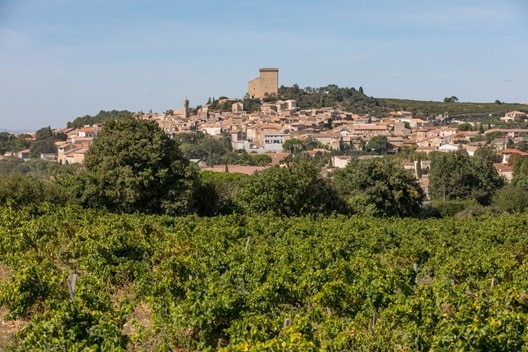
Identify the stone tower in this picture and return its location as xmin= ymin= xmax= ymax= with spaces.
xmin=247 ymin=68 xmax=279 ymax=99
xmin=183 ymin=97 xmax=189 ymax=119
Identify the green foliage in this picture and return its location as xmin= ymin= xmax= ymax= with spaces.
xmin=35 ymin=127 xmax=53 ymax=140
xmin=0 ymin=157 xmax=31 ymax=175
xmin=0 ymin=260 xmax=63 ymax=320
xmin=332 ymin=158 xmax=424 ymax=217
xmin=511 ymin=155 xmax=528 ymax=188
xmin=29 ymin=139 xmax=57 ymax=158
xmin=278 ymin=84 xmax=382 ymax=116
xmin=28 ymin=126 xmax=65 ymax=158
xmin=282 ymin=138 xmax=304 ymax=153
xmin=67 ymin=110 xmax=133 ymax=129
xmin=249 ymin=154 xmax=272 ymax=166
xmin=428 ymin=151 xmax=504 ymax=205
xmin=443 ymin=96 xmax=459 ymax=103
xmin=379 ymin=98 xmax=527 ymax=120
xmin=194 ymin=171 xmax=248 ymax=216
xmin=492 ymin=183 xmax=528 ymax=214
xmin=429 ymin=198 xmax=483 ymax=218
xmin=457 ymin=122 xmax=473 ymax=131
xmin=2 ymin=206 xmax=528 ymax=349
xmin=242 ymin=99 xmax=261 ymax=113
xmin=365 ymin=135 xmax=390 ymax=155
xmin=0 ymin=174 xmax=69 ymax=208
xmin=514 ymin=140 xmax=528 ymax=152
xmin=79 ymin=117 xmax=198 ymax=215
xmin=485 ymin=130 xmax=505 ymax=142
xmin=0 ymin=132 xmax=21 ymax=154
xmin=12 ymin=275 xmax=130 ymax=351
xmin=235 ymin=160 xmax=345 ymax=216
xmin=176 ymin=132 xmax=227 ymax=166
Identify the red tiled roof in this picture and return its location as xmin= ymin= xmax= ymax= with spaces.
xmin=498 ymin=149 xmax=528 ymax=156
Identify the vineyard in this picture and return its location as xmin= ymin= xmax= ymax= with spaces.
xmin=1 ymin=204 xmax=528 ymax=351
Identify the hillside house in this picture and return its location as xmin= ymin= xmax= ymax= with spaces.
xmin=500 ymin=111 xmax=527 ymax=122
xmin=493 ymin=163 xmax=513 ymax=182
xmin=331 ymin=155 xmax=352 ymax=168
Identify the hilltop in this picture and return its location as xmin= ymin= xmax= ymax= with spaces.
xmin=277 ymin=84 xmax=527 ymax=121
xmin=378 ymin=98 xmax=528 ymax=121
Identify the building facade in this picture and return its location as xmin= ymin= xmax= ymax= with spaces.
xmin=247 ymin=68 xmax=279 ymax=99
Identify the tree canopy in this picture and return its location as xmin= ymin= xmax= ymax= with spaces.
xmin=332 ymin=158 xmax=424 ymax=217
xmin=428 ymin=150 xmax=503 ymax=205
xmin=67 ymin=110 xmax=133 ymax=129
xmin=235 ymin=160 xmax=345 ymax=216
xmin=76 ymin=117 xmax=197 ymax=215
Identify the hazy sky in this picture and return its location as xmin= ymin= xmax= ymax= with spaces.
xmin=1 ymin=0 xmax=527 ymax=131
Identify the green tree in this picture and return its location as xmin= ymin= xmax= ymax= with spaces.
xmin=492 ymin=183 xmax=528 ymax=213
xmin=29 ymin=139 xmax=57 ymax=158
xmin=283 ymin=138 xmax=305 ymax=153
xmin=428 ymin=151 xmax=503 ymax=204
xmin=194 ymin=171 xmax=248 ymax=216
xmin=67 ymin=110 xmax=133 ymax=128
xmin=416 ymin=158 xmax=423 ymax=178
xmin=457 ymin=123 xmax=473 ymax=131
xmin=485 ymin=130 xmax=504 ymax=142
xmin=514 ymin=140 xmax=528 ymax=152
xmin=0 ymin=132 xmax=18 ymax=154
xmin=443 ymin=96 xmax=459 ymax=103
xmin=235 ymin=160 xmax=345 ymax=216
xmin=177 ymin=133 xmax=227 ymax=166
xmin=29 ymin=126 xmax=59 ymax=158
xmin=511 ymin=155 xmax=528 ymax=188
xmin=332 ymin=158 xmax=424 ymax=217
xmin=78 ymin=117 xmax=197 ymax=215
xmin=35 ymin=126 xmax=53 ymax=140
xmin=366 ymin=135 xmax=389 ymax=155
xmin=250 ymin=154 xmax=272 ymax=166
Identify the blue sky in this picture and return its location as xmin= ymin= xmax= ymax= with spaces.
xmin=1 ymin=0 xmax=527 ymax=131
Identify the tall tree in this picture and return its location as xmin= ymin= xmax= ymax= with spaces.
xmin=79 ymin=117 xmax=197 ymax=215
xmin=332 ymin=158 xmax=424 ymax=217
xmin=235 ymin=160 xmax=345 ymax=216
xmin=428 ymin=151 xmax=503 ymax=205
xmin=366 ymin=135 xmax=389 ymax=155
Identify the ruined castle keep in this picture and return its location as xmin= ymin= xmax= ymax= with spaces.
xmin=247 ymin=68 xmax=279 ymax=99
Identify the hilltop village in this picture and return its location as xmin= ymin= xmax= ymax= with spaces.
xmin=5 ymin=68 xmax=528 ymax=188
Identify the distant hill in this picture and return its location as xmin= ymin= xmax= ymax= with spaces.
xmin=278 ymin=84 xmax=384 ymax=117
xmin=0 ymin=128 xmax=33 ymax=135
xmin=277 ymin=84 xmax=528 ymax=121
xmin=378 ymin=98 xmax=528 ymax=120
xmin=67 ymin=110 xmax=133 ymax=129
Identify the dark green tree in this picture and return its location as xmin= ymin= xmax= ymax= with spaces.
xmin=78 ymin=117 xmax=197 ymax=215
xmin=282 ymin=138 xmax=305 ymax=153
xmin=416 ymin=158 xmax=423 ymax=178
xmin=457 ymin=123 xmax=473 ymax=131
xmin=492 ymin=183 xmax=528 ymax=214
xmin=485 ymin=131 xmax=504 ymax=142
xmin=29 ymin=139 xmax=57 ymax=158
xmin=332 ymin=158 xmax=424 ymax=217
xmin=366 ymin=135 xmax=389 ymax=155
xmin=250 ymin=154 xmax=272 ymax=166
xmin=235 ymin=160 xmax=345 ymax=216
xmin=428 ymin=151 xmax=503 ymax=205
xmin=514 ymin=141 xmax=528 ymax=152
xmin=0 ymin=132 xmax=18 ymax=154
xmin=443 ymin=96 xmax=459 ymax=103
xmin=194 ymin=171 xmax=248 ymax=216
xmin=67 ymin=110 xmax=133 ymax=128
xmin=35 ymin=126 xmax=53 ymax=140
xmin=177 ymin=133 xmax=226 ymax=166
xmin=511 ymin=155 xmax=528 ymax=188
